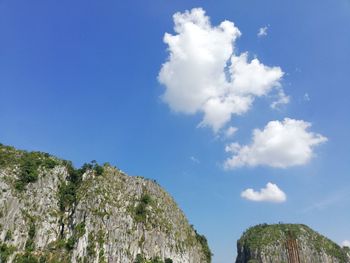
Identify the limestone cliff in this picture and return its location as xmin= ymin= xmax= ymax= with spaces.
xmin=0 ymin=144 xmax=211 ymax=263
xmin=235 ymin=223 xmax=350 ymax=263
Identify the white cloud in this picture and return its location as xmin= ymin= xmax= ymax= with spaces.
xmin=304 ymin=93 xmax=310 ymax=101
xmin=257 ymin=26 xmax=268 ymax=37
xmin=241 ymin=182 xmax=286 ymax=203
xmin=158 ymin=8 xmax=285 ymax=132
xmin=190 ymin=156 xmax=200 ymax=163
xmin=224 ymin=118 xmax=327 ymax=169
xmin=271 ymin=90 xmax=290 ymax=109
xmin=342 ymin=240 xmax=350 ymax=248
xmin=225 ymin=126 xmax=238 ymax=138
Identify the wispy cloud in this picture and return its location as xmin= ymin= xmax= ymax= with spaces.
xmin=190 ymin=156 xmax=200 ymax=164
xmin=302 ymin=189 xmax=350 ymax=213
xmin=304 ymin=93 xmax=310 ymax=101
xmin=224 ymin=126 xmax=238 ymax=138
xmin=257 ymin=26 xmax=268 ymax=37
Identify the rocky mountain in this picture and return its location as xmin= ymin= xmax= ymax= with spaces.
xmin=235 ymin=223 xmax=350 ymax=263
xmin=0 ymin=144 xmax=211 ymax=263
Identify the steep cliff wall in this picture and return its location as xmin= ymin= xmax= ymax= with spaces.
xmin=0 ymin=144 xmax=211 ymax=263
xmin=235 ymin=223 xmax=350 ymax=263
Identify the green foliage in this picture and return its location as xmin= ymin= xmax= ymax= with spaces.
xmin=75 ymin=222 xmax=86 ymax=238
xmin=25 ymin=218 xmax=36 ymax=252
xmin=134 ymin=254 xmax=172 ymax=263
xmin=0 ymin=242 xmax=16 ymax=262
xmin=62 ymin=222 xmax=87 ymax=251
xmin=0 ymin=144 xmax=59 ymax=191
xmin=65 ymin=237 xmax=76 ymax=251
xmin=0 ymin=144 xmax=20 ymax=168
xmin=189 ymin=225 xmax=212 ymax=262
xmin=149 ymin=257 xmax=163 ymax=263
xmin=134 ymin=193 xmax=152 ymax=223
xmin=58 ymin=183 xmax=77 ymax=212
xmin=239 ymin=223 xmax=349 ymax=262
xmin=14 ymin=252 xmax=39 ymax=263
xmin=59 ymin=160 xmax=104 ymax=212
xmin=94 ymin=165 xmax=103 ymax=176
xmin=81 ymin=160 xmax=104 ymax=176
xmin=92 ymin=161 xmax=104 ymax=176
xmin=134 ymin=254 xmax=145 ymax=263
xmin=58 ymin=162 xmax=84 ymax=212
xmin=5 ymin=229 xmax=13 ymax=241
xmin=87 ymin=232 xmax=96 ymax=257
xmin=195 ymin=232 xmax=212 ymax=262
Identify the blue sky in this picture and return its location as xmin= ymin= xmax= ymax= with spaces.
xmin=1 ymin=0 xmax=350 ymax=262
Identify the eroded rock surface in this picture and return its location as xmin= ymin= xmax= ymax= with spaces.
xmin=0 ymin=144 xmax=211 ymax=263
xmin=235 ymin=223 xmax=350 ymax=263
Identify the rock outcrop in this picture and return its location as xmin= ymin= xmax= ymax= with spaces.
xmin=0 ymin=144 xmax=211 ymax=263
xmin=235 ymin=223 xmax=350 ymax=263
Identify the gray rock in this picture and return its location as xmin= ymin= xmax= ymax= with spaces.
xmin=0 ymin=144 xmax=210 ymax=263
xmin=235 ymin=223 xmax=350 ymax=263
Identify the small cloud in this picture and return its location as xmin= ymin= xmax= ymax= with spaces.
xmin=241 ymin=182 xmax=286 ymax=203
xmin=225 ymin=142 xmax=241 ymax=153
xmin=304 ymin=93 xmax=310 ymax=101
xmin=257 ymin=26 xmax=268 ymax=37
xmin=271 ymin=90 xmax=290 ymax=109
xmin=224 ymin=118 xmax=327 ymax=169
xmin=190 ymin=156 xmax=200 ymax=164
xmin=342 ymin=240 xmax=350 ymax=248
xmin=225 ymin=126 xmax=238 ymax=138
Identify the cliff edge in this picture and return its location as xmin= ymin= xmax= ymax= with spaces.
xmin=235 ymin=223 xmax=350 ymax=263
xmin=0 ymin=143 xmax=211 ymax=263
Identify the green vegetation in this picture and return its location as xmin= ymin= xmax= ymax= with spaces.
xmin=0 ymin=143 xmax=59 ymax=191
xmin=62 ymin=221 xmax=86 ymax=251
xmin=57 ymin=161 xmax=103 ymax=250
xmin=238 ymin=223 xmax=349 ymax=262
xmin=0 ymin=143 xmax=104 ymax=192
xmin=0 ymin=143 xmax=211 ymax=263
xmin=75 ymin=222 xmax=86 ymax=238
xmin=191 ymin=226 xmax=212 ymax=263
xmin=14 ymin=252 xmax=40 ymax=263
xmin=87 ymin=232 xmax=96 ymax=257
xmin=5 ymin=229 xmax=13 ymax=241
xmin=134 ymin=193 xmax=153 ymax=223
xmin=0 ymin=242 xmax=16 ymax=262
xmin=134 ymin=254 xmax=173 ymax=263
xmin=59 ymin=160 xmax=104 ymax=212
xmin=25 ymin=217 xmax=36 ymax=252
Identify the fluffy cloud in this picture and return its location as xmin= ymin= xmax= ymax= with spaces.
xmin=241 ymin=182 xmax=286 ymax=203
xmin=342 ymin=240 xmax=350 ymax=248
xmin=158 ymin=8 xmax=285 ymax=132
xmin=224 ymin=118 xmax=327 ymax=169
xmin=257 ymin=26 xmax=268 ymax=37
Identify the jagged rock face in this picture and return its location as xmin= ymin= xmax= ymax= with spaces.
xmin=235 ymin=224 xmax=350 ymax=263
xmin=0 ymin=144 xmax=211 ymax=263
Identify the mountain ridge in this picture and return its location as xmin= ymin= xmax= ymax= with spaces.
xmin=0 ymin=143 xmax=211 ymax=263
xmin=235 ymin=223 xmax=350 ymax=263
